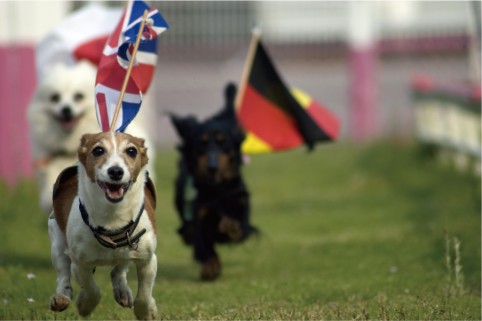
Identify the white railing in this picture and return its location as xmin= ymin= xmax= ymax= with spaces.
xmin=412 ymin=75 xmax=481 ymax=174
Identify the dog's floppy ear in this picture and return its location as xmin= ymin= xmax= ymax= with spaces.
xmin=169 ymin=114 xmax=198 ymax=141
xmin=133 ymin=136 xmax=149 ymax=169
xmin=78 ymin=133 xmax=95 ymax=165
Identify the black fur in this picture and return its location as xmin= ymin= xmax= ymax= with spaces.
xmin=170 ymin=83 xmax=256 ymax=281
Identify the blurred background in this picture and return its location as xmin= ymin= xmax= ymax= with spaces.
xmin=0 ymin=3 xmax=480 ymax=318
xmin=0 ymin=1 xmax=480 ymax=186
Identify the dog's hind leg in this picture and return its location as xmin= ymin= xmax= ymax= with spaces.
xmin=48 ymin=217 xmax=72 ymax=312
xmin=133 ymin=254 xmax=158 ymax=320
xmin=111 ymin=261 xmax=133 ymax=308
xmin=72 ymin=263 xmax=100 ymax=317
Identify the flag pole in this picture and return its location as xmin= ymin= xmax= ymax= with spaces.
xmin=110 ymin=10 xmax=149 ymax=132
xmin=234 ymin=26 xmax=261 ymax=111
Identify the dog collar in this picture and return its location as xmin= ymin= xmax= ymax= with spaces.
xmin=78 ymin=200 xmax=147 ymax=250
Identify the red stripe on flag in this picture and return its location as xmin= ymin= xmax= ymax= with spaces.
xmin=97 ymin=56 xmax=139 ymax=94
xmin=73 ymin=35 xmax=110 ymax=66
xmin=238 ymin=85 xmax=303 ymax=150
xmin=306 ymin=100 xmax=340 ymax=140
xmin=96 ymin=92 xmax=111 ymax=131
xmin=131 ymin=63 xmax=154 ymax=93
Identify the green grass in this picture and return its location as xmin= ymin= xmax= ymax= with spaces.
xmin=0 ymin=141 xmax=480 ymax=320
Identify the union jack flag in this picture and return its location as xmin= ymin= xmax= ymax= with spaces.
xmin=95 ymin=0 xmax=169 ymax=132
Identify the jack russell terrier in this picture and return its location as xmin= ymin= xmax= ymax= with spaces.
xmin=48 ymin=131 xmax=158 ymax=320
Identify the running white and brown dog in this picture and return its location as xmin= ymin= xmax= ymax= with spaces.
xmin=48 ymin=131 xmax=158 ymax=320
xmin=27 ymin=61 xmax=155 ymax=214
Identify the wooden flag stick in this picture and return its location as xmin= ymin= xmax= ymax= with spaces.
xmin=110 ymin=9 xmax=149 ymax=132
xmin=234 ymin=27 xmax=261 ymax=111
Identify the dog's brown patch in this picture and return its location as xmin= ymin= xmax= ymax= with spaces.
xmin=78 ymin=132 xmax=112 ymax=182
xmin=52 ymin=165 xmax=78 ymax=233
xmin=78 ymin=132 xmax=154 ymax=230
xmin=218 ymin=216 xmax=242 ymax=241
xmin=119 ymin=135 xmax=148 ymax=183
xmin=144 ymin=175 xmax=157 ymax=233
xmin=215 ymin=132 xmax=224 ymax=142
xmin=196 ymin=150 xmax=233 ymax=182
xmin=78 ymin=132 xmax=148 ymax=184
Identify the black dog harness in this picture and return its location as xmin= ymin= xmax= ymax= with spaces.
xmin=79 ymin=200 xmax=146 ymax=250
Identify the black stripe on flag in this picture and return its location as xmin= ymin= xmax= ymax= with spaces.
xmin=247 ymin=41 xmax=332 ymax=149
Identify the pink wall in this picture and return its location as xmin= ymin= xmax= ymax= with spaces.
xmin=349 ymin=47 xmax=379 ymax=140
xmin=0 ymin=45 xmax=36 ymax=187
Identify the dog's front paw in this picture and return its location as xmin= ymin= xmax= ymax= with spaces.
xmin=201 ymin=256 xmax=221 ymax=281
xmin=76 ymin=288 xmax=100 ymax=317
xmin=50 ymin=293 xmax=71 ymax=312
xmin=218 ymin=216 xmax=242 ymax=241
xmin=134 ymin=297 xmax=157 ymax=320
xmin=113 ymin=285 xmax=133 ymax=308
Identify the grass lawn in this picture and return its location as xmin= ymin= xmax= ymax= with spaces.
xmin=0 ymin=141 xmax=480 ymax=320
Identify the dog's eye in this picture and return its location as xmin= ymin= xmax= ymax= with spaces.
xmin=126 ymin=147 xmax=138 ymax=158
xmin=50 ymin=93 xmax=60 ymax=103
xmin=73 ymin=92 xmax=84 ymax=102
xmin=92 ymin=146 xmax=105 ymax=157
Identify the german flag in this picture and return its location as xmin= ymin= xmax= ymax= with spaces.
xmin=236 ymin=39 xmax=340 ymax=154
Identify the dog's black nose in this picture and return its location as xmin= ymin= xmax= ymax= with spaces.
xmin=60 ymin=106 xmax=73 ymax=121
xmin=108 ymin=166 xmax=124 ymax=181
xmin=207 ymin=150 xmax=219 ymax=173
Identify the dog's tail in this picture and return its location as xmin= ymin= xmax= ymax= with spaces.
xmin=225 ymin=82 xmax=237 ymax=106
xmin=212 ymin=82 xmax=239 ymax=126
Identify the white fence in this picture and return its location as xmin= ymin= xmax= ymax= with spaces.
xmin=412 ymin=76 xmax=481 ymax=174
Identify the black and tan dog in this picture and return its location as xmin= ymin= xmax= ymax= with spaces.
xmin=170 ymin=83 xmax=256 ymax=281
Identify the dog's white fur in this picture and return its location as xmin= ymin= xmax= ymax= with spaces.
xmin=27 ymin=61 xmax=155 ymax=213
xmin=48 ymin=132 xmax=158 ymax=320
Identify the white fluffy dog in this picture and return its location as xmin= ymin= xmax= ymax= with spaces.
xmin=27 ymin=60 xmax=154 ymax=213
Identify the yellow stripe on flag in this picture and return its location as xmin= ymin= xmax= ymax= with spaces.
xmin=242 ymin=132 xmax=273 ymax=154
xmin=290 ymin=87 xmax=311 ymax=109
xmin=240 ymin=88 xmax=313 ymax=154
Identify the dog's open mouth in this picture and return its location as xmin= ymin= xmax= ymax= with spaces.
xmin=97 ymin=181 xmax=131 ymax=203
xmin=51 ymin=111 xmax=85 ymax=132
xmin=58 ymin=117 xmax=80 ymax=131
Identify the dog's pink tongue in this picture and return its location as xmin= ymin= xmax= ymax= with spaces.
xmin=61 ymin=119 xmax=78 ymax=131
xmin=107 ymin=184 xmax=124 ymax=199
